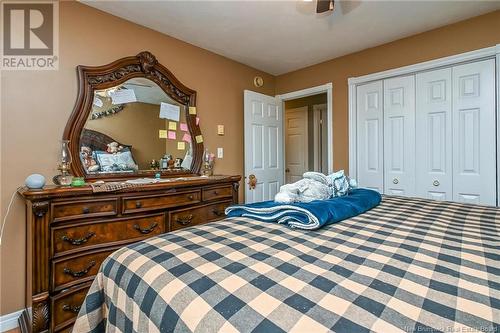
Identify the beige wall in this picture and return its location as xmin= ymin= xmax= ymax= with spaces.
xmin=1 ymin=3 xmax=500 ymax=317
xmin=276 ymin=10 xmax=500 ymax=172
xmin=0 ymin=1 xmax=274 ymax=315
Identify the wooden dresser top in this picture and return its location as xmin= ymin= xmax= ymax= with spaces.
xmin=19 ymin=175 xmax=241 ymax=201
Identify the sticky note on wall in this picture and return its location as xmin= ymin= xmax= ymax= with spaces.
xmin=168 ymin=121 xmax=177 ymax=130
xmin=182 ymin=133 xmax=191 ymax=142
xmin=168 ymin=131 xmax=176 ymax=140
xmin=177 ymin=142 xmax=185 ymax=150
xmin=189 ymin=106 xmax=197 ymax=115
xmin=180 ymin=123 xmax=188 ymax=131
xmin=159 ymin=130 xmax=167 ymax=138
xmin=195 ymin=135 xmax=203 ymax=143
xmin=196 ymin=117 xmax=200 ymax=125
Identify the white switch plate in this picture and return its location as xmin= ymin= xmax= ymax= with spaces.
xmin=217 ymin=147 xmax=223 ymax=158
xmin=217 ymin=125 xmax=225 ymax=135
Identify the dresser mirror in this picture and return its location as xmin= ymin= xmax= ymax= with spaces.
xmin=64 ymin=51 xmax=203 ymax=180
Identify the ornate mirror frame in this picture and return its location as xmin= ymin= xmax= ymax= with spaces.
xmin=63 ymin=51 xmax=203 ymax=181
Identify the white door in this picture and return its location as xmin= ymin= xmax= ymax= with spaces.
xmin=356 ymin=81 xmax=384 ymax=192
xmin=244 ymin=90 xmax=283 ymax=203
xmin=383 ymin=75 xmax=416 ymax=196
xmin=285 ymin=107 xmax=308 ymax=184
xmin=416 ymin=68 xmax=453 ymax=201
xmin=452 ymin=59 xmax=496 ymax=205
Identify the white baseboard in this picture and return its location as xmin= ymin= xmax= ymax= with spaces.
xmin=0 ymin=310 xmax=22 ymax=332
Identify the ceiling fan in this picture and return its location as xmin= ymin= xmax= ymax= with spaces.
xmin=316 ymin=0 xmax=335 ymax=13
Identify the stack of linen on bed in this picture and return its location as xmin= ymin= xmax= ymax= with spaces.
xmin=226 ymin=171 xmax=381 ymax=230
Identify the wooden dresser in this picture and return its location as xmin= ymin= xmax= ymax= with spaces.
xmin=18 ymin=175 xmax=241 ymax=333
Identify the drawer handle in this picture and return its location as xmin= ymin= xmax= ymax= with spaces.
xmin=63 ymin=260 xmax=96 ymax=278
xmin=392 ymin=178 xmax=399 ymax=185
xmin=133 ymin=222 xmax=158 ymax=234
xmin=135 ymin=201 xmax=142 ymax=208
xmin=433 ymin=180 xmax=440 ymax=187
xmin=61 ymin=232 xmax=95 ymax=246
xmin=212 ymin=209 xmax=224 ymax=217
xmin=62 ymin=304 xmax=81 ymax=314
xmin=187 ymin=195 xmax=194 ymax=200
xmin=176 ymin=214 xmax=194 ymax=226
xmin=82 ymin=207 xmax=90 ymax=214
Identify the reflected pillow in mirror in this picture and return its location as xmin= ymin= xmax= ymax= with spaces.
xmin=95 ymin=150 xmax=139 ymax=172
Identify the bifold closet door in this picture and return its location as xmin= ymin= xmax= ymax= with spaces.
xmin=383 ymin=75 xmax=416 ymax=196
xmin=416 ymin=68 xmax=453 ymax=201
xmin=356 ymin=81 xmax=384 ymax=192
xmin=452 ymin=59 xmax=496 ymax=205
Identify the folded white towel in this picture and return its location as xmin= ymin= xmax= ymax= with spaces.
xmin=275 ymin=170 xmax=357 ymax=203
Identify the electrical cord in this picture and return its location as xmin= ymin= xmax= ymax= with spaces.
xmin=0 ymin=187 xmax=21 ymax=246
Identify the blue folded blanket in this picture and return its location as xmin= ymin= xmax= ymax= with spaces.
xmin=225 ymin=188 xmax=381 ymax=230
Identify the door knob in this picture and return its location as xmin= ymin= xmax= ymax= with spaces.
xmin=248 ymin=174 xmax=257 ymax=190
xmin=392 ymin=178 xmax=399 ymax=184
xmin=433 ymin=180 xmax=440 ymax=187
xmin=285 ymin=168 xmax=290 ymax=173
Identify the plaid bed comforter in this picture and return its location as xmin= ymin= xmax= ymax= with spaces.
xmin=73 ymin=196 xmax=499 ymax=333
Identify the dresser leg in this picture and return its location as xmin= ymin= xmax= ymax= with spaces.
xmin=31 ymin=295 xmax=49 ymax=333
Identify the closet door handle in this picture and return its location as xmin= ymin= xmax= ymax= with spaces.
xmin=392 ymin=178 xmax=399 ymax=185
xmin=433 ymin=180 xmax=440 ymax=187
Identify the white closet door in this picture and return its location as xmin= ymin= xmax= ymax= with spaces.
xmin=356 ymin=81 xmax=384 ymax=192
xmin=452 ymin=59 xmax=496 ymax=205
xmin=416 ymin=68 xmax=453 ymax=201
xmin=383 ymin=75 xmax=416 ymax=196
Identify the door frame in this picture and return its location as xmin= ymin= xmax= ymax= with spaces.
xmin=276 ymin=83 xmax=333 ymax=178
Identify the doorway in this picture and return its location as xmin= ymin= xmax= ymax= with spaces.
xmin=284 ymin=94 xmax=328 ymax=183
xmin=243 ymin=83 xmax=332 ymax=203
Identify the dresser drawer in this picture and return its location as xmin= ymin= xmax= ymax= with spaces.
xmin=169 ymin=201 xmax=231 ymax=231
xmin=202 ymin=185 xmax=233 ymax=201
xmin=52 ymin=198 xmax=118 ymax=222
xmin=52 ymin=213 xmax=165 ymax=256
xmin=51 ymin=282 xmax=91 ymax=332
xmin=122 ymin=190 xmax=201 ymax=214
xmin=52 ymin=247 xmax=117 ymax=291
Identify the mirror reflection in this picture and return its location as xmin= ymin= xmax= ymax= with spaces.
xmin=80 ymin=78 xmax=193 ymax=175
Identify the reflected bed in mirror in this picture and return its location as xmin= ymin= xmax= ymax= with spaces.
xmin=80 ymin=78 xmax=193 ymax=175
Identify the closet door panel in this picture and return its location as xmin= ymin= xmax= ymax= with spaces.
xmin=416 ymin=68 xmax=453 ymax=201
xmin=356 ymin=81 xmax=384 ymax=193
xmin=383 ymin=75 xmax=416 ymax=196
xmin=452 ymin=59 xmax=496 ymax=206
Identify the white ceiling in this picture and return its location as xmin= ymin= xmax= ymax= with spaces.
xmin=83 ymin=1 xmax=500 ymax=75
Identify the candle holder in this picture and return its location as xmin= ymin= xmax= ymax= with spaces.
xmin=53 ymin=140 xmax=74 ymax=186
xmin=201 ymin=149 xmax=215 ymax=176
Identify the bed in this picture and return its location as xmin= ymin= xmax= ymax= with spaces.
xmin=73 ymin=195 xmax=499 ymax=333
xmin=80 ymin=129 xmax=138 ymax=173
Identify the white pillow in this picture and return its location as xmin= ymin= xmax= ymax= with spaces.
xmin=95 ymin=151 xmax=138 ymax=172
